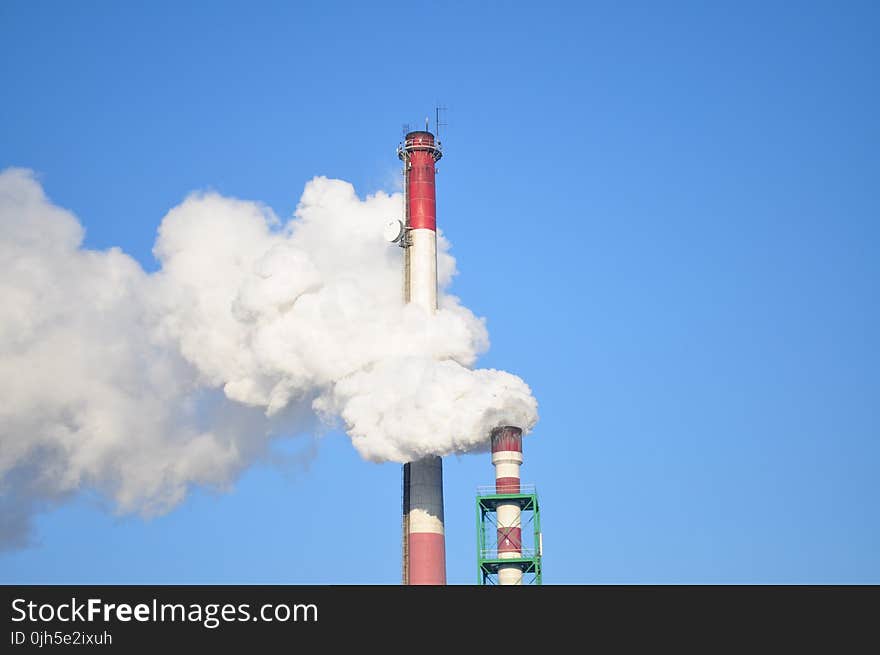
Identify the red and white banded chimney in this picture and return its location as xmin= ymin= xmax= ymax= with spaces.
xmin=398 ymin=130 xmax=446 ymax=585
xmin=492 ymin=426 xmax=524 ymax=585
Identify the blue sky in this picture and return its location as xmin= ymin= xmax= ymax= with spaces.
xmin=1 ymin=0 xmax=878 ymax=583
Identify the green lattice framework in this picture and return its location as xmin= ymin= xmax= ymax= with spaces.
xmin=476 ymin=485 xmax=542 ymax=585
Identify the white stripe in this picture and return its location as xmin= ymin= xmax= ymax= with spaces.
xmin=408 ymin=508 xmax=445 ymax=535
xmin=497 ymin=503 xmax=521 ymax=528
xmin=492 ymin=451 xmax=523 ymax=466
xmin=494 ymin=461 xmax=522 ymax=480
xmin=408 ymin=228 xmax=437 ymax=311
xmin=498 ymin=565 xmax=523 ymax=585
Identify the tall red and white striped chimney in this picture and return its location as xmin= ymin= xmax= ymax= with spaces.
xmin=399 ymin=129 xmax=446 ymax=585
xmin=492 ymin=426 xmax=524 ymax=585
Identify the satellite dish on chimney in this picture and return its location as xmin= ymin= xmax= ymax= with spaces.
xmin=384 ymin=219 xmax=404 ymax=243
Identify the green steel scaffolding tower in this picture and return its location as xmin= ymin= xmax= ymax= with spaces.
xmin=476 ymin=484 xmax=543 ymax=585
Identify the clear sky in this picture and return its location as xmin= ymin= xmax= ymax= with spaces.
xmin=1 ymin=1 xmax=877 ymax=583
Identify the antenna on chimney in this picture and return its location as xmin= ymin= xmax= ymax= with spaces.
xmin=435 ymin=104 xmax=448 ymax=139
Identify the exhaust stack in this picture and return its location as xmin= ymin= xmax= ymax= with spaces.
xmin=492 ymin=426 xmax=524 ymax=585
xmin=398 ymin=130 xmax=446 ymax=585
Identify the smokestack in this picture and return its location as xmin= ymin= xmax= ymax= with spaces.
xmin=491 ymin=426 xmax=524 ymax=585
xmin=398 ymin=130 xmax=446 ymax=585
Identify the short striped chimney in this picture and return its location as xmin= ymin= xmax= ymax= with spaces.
xmin=491 ymin=426 xmax=524 ymax=585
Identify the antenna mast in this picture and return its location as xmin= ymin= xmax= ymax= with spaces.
xmin=435 ymin=104 xmax=448 ymax=139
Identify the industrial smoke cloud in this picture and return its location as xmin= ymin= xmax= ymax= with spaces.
xmin=0 ymin=167 xmax=537 ymax=548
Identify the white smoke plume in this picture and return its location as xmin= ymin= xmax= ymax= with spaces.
xmin=0 ymin=167 xmax=538 ymax=549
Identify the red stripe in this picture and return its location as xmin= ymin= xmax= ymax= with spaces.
xmin=491 ymin=426 xmax=522 ymax=453
xmin=407 ymin=149 xmax=436 ymax=231
xmin=497 ymin=527 xmax=522 ymax=553
xmin=495 ymin=477 xmax=521 ymax=494
xmin=408 ymin=532 xmax=446 ymax=585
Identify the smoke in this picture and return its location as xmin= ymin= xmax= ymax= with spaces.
xmin=0 ymin=167 xmax=538 ymax=549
